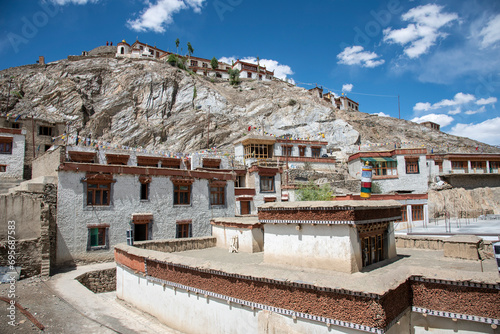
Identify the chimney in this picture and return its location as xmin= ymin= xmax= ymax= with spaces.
xmin=39 ymin=56 xmax=45 ymax=65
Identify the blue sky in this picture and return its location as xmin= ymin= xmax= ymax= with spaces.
xmin=1 ymin=0 xmax=499 ymax=145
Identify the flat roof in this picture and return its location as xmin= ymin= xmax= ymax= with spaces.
xmin=211 ymin=216 xmax=260 ymax=226
xmin=116 ymin=245 xmax=499 ymax=295
xmin=259 ymin=200 xmax=402 ymax=210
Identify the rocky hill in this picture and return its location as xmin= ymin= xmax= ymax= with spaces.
xmin=1 ymin=56 xmax=498 ymax=160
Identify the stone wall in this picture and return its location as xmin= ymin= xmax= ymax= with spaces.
xmin=76 ymin=268 xmax=116 ymax=293
xmin=0 ymin=184 xmax=57 ymax=278
xmin=0 ymin=238 xmax=41 ymax=278
xmin=133 ymin=237 xmax=216 ymax=253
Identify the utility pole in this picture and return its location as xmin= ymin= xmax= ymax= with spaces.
xmin=398 ymin=94 xmax=401 ymax=119
xmin=206 ymin=105 xmax=210 ymax=149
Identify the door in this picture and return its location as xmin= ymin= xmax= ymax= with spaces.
xmin=241 ymin=201 xmax=250 ymax=215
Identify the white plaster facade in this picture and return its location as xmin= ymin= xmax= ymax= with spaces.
xmin=56 ymin=170 xmax=235 ymax=264
xmin=263 ymin=223 xmax=396 ymax=273
xmin=0 ymin=129 xmax=26 ymax=180
xmin=348 ymin=149 xmax=428 ymax=194
xmin=233 ymin=60 xmax=274 ymax=81
xmin=211 ymin=217 xmax=263 ymax=253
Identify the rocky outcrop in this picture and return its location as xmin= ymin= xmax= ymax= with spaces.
xmin=1 ymin=56 xmax=498 ymax=160
xmin=428 ymin=187 xmax=500 ymax=218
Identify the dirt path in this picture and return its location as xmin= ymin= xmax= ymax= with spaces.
xmin=0 ymin=263 xmax=182 ymax=334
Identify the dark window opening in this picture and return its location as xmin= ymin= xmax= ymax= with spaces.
xmin=11 ymin=123 xmax=20 ymax=129
xmin=120 ymin=47 xmax=124 ymax=54
xmin=134 ymin=224 xmax=148 ymax=241
xmin=140 ymin=183 xmax=149 ymax=200
xmin=0 ymin=165 xmax=6 ymax=172
xmin=260 ymin=176 xmax=275 ymax=192
xmin=44 ymin=145 xmax=52 ymax=152
xmin=0 ymin=140 xmax=13 ymax=154
xmin=38 ymin=126 xmax=53 ymax=136
xmin=311 ymin=148 xmax=321 ymax=158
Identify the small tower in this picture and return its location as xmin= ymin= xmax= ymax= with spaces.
xmin=116 ymin=40 xmax=131 ymax=57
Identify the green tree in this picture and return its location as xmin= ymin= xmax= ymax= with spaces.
xmin=296 ymin=180 xmax=333 ymax=201
xmin=175 ymin=38 xmax=180 ymax=54
xmin=187 ymin=42 xmax=194 ymax=57
xmin=228 ymin=68 xmax=240 ymax=86
xmin=210 ymin=57 xmax=219 ymax=70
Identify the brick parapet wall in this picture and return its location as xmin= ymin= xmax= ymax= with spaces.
xmin=115 ymin=245 xmax=500 ymax=331
xmin=258 ymin=207 xmax=401 ymax=222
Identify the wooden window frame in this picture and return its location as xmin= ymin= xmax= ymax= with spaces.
xmin=140 ymin=183 xmax=149 ymax=201
xmin=405 ymin=160 xmax=419 ymax=174
xmin=397 ymin=205 xmax=407 ymax=222
xmin=260 ymin=175 xmax=275 ymax=193
xmin=281 ymin=145 xmax=292 ymax=156
xmin=372 ymin=161 xmax=398 ymax=177
xmin=173 ymin=184 xmax=191 ymax=205
xmin=0 ymin=137 xmax=13 ymax=154
xmin=0 ymin=165 xmax=6 ymax=172
xmin=298 ymin=146 xmax=306 ymax=157
xmin=210 ymin=185 xmax=225 ymax=206
xmin=311 ymin=147 xmax=321 ymax=158
xmin=243 ymin=143 xmax=273 ymax=159
xmin=86 ymin=181 xmax=112 ymax=206
xmin=87 ymin=227 xmax=109 ymax=250
xmin=451 ymin=161 xmax=468 ymax=172
xmin=412 ymin=205 xmax=424 ymax=221
xmin=176 ymin=220 xmax=192 ymax=238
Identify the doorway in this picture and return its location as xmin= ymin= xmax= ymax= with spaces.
xmin=134 ymin=223 xmax=148 ymax=241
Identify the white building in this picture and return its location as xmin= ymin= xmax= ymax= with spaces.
xmin=33 ymin=146 xmax=236 ymax=266
xmin=116 ymin=40 xmax=169 ymax=60
xmin=338 ymin=96 xmax=359 ymax=111
xmin=348 ymin=148 xmax=428 ymax=194
xmin=232 ymin=59 xmax=274 ymax=81
xmin=0 ymin=127 xmax=25 ymax=180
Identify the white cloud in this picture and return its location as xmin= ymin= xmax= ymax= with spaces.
xmin=342 ymin=84 xmax=353 ymax=92
xmin=50 ymin=0 xmax=98 ymax=4
xmin=476 ymin=97 xmax=497 ymax=105
xmin=464 ymin=106 xmax=486 ymax=115
xmin=127 ymin=0 xmax=205 ymax=33
xmin=411 ymin=114 xmax=454 ymax=127
xmin=383 ymin=4 xmax=458 ymax=58
xmin=449 ymin=117 xmax=500 ymax=145
xmin=373 ymin=112 xmax=390 ymax=117
xmin=413 ymin=92 xmax=476 ymax=111
xmin=336 ymin=46 xmax=385 ymax=68
xmin=478 ymin=14 xmax=500 ymax=48
xmin=219 ymin=56 xmax=294 ymax=81
xmin=448 ymin=107 xmax=461 ymax=115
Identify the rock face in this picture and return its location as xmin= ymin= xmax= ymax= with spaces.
xmin=1 ymin=56 xmax=498 ymax=159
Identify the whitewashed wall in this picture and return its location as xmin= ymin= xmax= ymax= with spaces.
xmin=0 ymin=133 xmax=25 ymax=180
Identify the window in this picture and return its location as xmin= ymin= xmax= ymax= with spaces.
xmin=0 ymin=138 xmax=13 ymax=154
xmin=0 ymin=165 xmax=6 ymax=172
xmin=140 ymin=183 xmax=149 ymax=200
xmin=298 ymin=146 xmax=306 ymax=157
xmin=259 ymin=74 xmax=262 ymax=80
xmin=38 ymin=126 xmax=53 ymax=136
xmin=260 ymin=176 xmax=274 ymax=192
xmin=87 ymin=182 xmax=111 ymax=206
xmin=243 ymin=143 xmax=273 ymax=159
xmin=176 ymin=220 xmax=192 ymax=238
xmin=281 ymin=145 xmax=292 ymax=156
xmin=120 ymin=47 xmax=124 ymax=54
xmin=358 ymin=222 xmax=388 ymax=267
xmin=397 ymin=205 xmax=407 ymax=222
xmin=216 ymin=72 xmax=222 ymax=78
xmin=406 ymin=159 xmax=419 ymax=174
xmin=210 ymin=186 xmax=225 ymax=206
xmin=191 ymin=60 xmax=198 ymax=66
xmin=44 ymin=145 xmax=52 ymax=152
xmin=87 ymin=226 xmax=108 ymax=250
xmin=490 ymin=161 xmax=500 ymax=172
xmin=471 ymin=161 xmax=486 ymax=171
xmin=11 ymin=123 xmax=20 ymax=129
xmin=412 ymin=205 xmax=424 ymax=221
xmin=247 ymin=72 xmax=252 ymax=78
xmin=311 ymin=147 xmax=321 ymax=157
xmin=436 ymin=161 xmax=443 ymax=172
xmin=174 ymin=184 xmax=191 ymax=205
xmin=202 ymin=63 xmax=208 ymax=68
xmin=372 ymin=161 xmax=398 ymax=177
xmin=235 ymin=175 xmax=245 ymax=187
xmin=451 ymin=161 xmax=467 ymax=172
